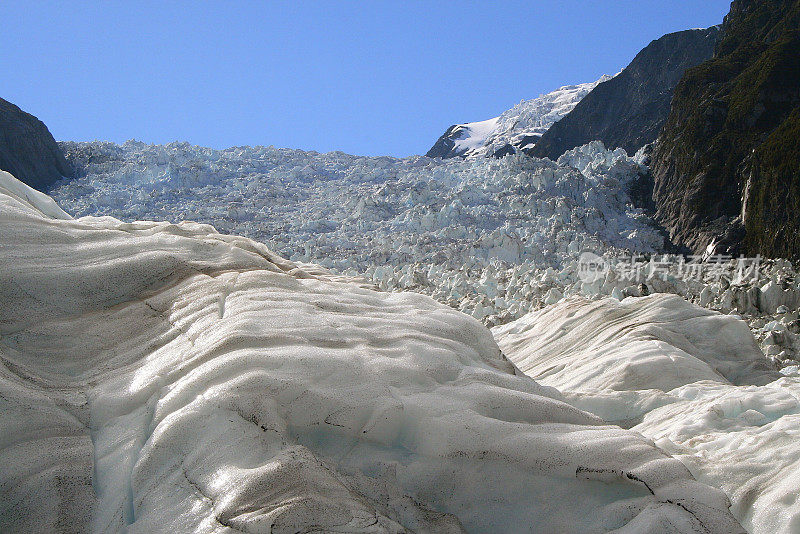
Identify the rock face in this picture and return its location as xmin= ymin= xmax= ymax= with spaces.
xmin=651 ymin=0 xmax=800 ymax=257
xmin=529 ymin=27 xmax=721 ymax=160
xmin=0 ymin=97 xmax=71 ymax=192
xmin=425 ymin=124 xmax=463 ymax=159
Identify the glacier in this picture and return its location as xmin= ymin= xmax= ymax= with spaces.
xmin=18 ymin=129 xmax=800 ymax=534
xmin=51 ymin=137 xmax=800 ymax=345
xmin=52 ymin=139 xmax=664 ymax=324
xmin=54 ymin=137 xmax=800 ymax=340
xmin=53 ymin=138 xmax=661 ymax=271
xmin=494 ymin=295 xmax=800 ymax=533
xmin=0 ymin=169 xmax=746 ymax=533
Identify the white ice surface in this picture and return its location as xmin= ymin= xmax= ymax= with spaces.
xmin=0 ymin=169 xmax=71 ymax=220
xmin=444 ymin=76 xmax=612 ymax=158
xmin=495 ymin=295 xmax=796 ymax=533
xmin=493 ymin=295 xmax=778 ymax=393
xmin=51 ymin=139 xmax=670 ymax=325
xmin=451 ymin=117 xmax=500 ymax=154
xmin=0 ymin=173 xmax=743 ymax=533
xmin=636 ymin=378 xmax=800 ymax=534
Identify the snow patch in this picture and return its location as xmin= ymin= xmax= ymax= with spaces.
xmin=451 ymin=116 xmax=500 ymax=153
xmin=441 ymin=76 xmax=613 ymax=159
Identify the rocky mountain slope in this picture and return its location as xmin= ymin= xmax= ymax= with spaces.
xmin=529 ymin=27 xmax=721 ymax=160
xmin=425 ymin=78 xmax=609 ymax=159
xmin=651 ymin=0 xmax=800 ymax=258
xmin=0 ymin=97 xmax=71 ymax=191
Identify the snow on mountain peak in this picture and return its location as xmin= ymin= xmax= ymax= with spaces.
xmin=427 ymin=75 xmax=613 ymax=159
xmin=451 ymin=116 xmax=500 ymax=154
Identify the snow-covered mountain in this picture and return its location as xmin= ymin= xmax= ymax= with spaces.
xmin=0 ymin=170 xmax=745 ymax=533
xmin=426 ymin=76 xmax=612 ymax=159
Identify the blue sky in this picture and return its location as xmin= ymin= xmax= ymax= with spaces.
xmin=2 ymin=1 xmax=731 ymax=157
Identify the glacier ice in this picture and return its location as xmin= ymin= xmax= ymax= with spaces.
xmin=494 ymin=295 xmax=799 ymax=533
xmin=50 ymin=139 xmax=664 ymax=324
xmin=0 ymin=170 xmax=745 ymax=533
xmin=52 ymin=139 xmax=661 ymax=275
xmin=19 ymin=126 xmax=800 ymax=533
xmin=51 ymin=136 xmax=800 ymax=352
xmin=0 ymin=169 xmax=71 ymax=220
xmin=51 ymin=138 xmax=800 ymax=355
xmin=492 ymin=294 xmax=778 ymax=393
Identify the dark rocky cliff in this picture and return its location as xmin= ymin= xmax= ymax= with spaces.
xmin=425 ymin=125 xmax=462 ymax=159
xmin=0 ymin=97 xmax=72 ymax=191
xmin=529 ymin=27 xmax=720 ymax=160
xmin=651 ymin=0 xmax=800 ymax=257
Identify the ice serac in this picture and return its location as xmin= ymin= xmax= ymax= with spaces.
xmin=494 ymin=294 xmax=798 ymax=533
xmin=0 ymin=97 xmax=72 ymax=192
xmin=425 ymin=77 xmax=609 ymax=159
xmin=52 ymin=140 xmax=665 ymax=278
xmin=529 ymin=27 xmax=721 ymax=160
xmin=0 ymin=171 xmax=744 ymax=533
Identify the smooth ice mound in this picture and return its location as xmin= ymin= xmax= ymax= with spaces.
xmin=495 ymin=296 xmax=797 ymax=533
xmin=0 ymin=172 xmax=742 ymax=533
xmin=0 ymin=169 xmax=71 ymax=220
xmin=492 ymin=295 xmax=779 ymax=393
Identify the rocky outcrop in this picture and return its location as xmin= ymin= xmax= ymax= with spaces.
xmin=651 ymin=0 xmax=800 ymax=258
xmin=0 ymin=97 xmax=72 ymax=191
xmin=425 ymin=124 xmax=462 ymax=158
xmin=529 ymin=27 xmax=720 ymax=160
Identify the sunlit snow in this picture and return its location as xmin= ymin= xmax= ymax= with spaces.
xmin=439 ymin=76 xmax=613 ymax=158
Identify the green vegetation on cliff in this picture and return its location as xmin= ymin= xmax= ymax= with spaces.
xmin=652 ymin=0 xmax=800 ymax=258
xmin=745 ymin=108 xmax=800 ymax=257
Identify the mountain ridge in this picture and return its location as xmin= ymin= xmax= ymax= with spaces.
xmin=651 ymin=0 xmax=800 ymax=257
xmin=528 ymin=26 xmax=721 ymax=160
xmin=0 ymin=97 xmax=72 ymax=191
xmin=425 ymin=77 xmax=610 ymax=159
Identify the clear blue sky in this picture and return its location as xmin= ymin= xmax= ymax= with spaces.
xmin=2 ymin=1 xmax=731 ymax=157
